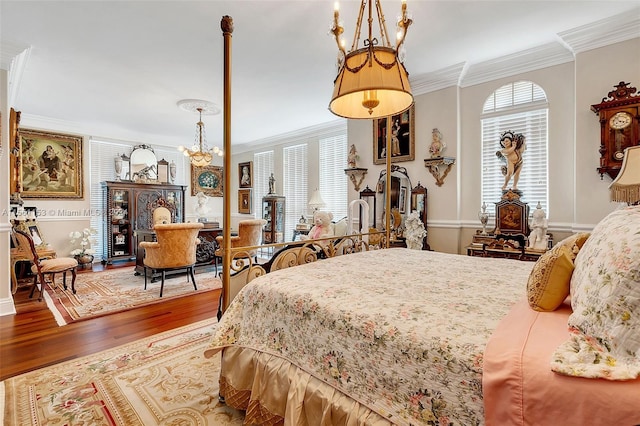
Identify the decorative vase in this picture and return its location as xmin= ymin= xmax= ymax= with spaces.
xmin=75 ymin=254 xmax=94 ymax=268
xmin=114 ymin=154 xmax=122 ymax=181
xmin=478 ymin=202 xmax=489 ymax=235
xmin=169 ymin=161 xmax=177 ymax=183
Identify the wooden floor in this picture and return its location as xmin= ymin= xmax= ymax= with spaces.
xmin=0 ymin=261 xmax=221 ymax=381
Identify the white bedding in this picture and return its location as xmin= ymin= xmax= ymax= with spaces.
xmin=206 ymin=248 xmax=534 ymax=425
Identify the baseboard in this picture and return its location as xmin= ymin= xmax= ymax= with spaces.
xmin=0 ymin=297 xmax=17 ymax=316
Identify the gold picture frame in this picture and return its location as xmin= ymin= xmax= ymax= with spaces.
xmin=373 ymin=104 xmax=415 ymax=165
xmin=191 ymin=164 xmax=223 ymax=197
xmin=238 ymin=189 xmax=252 ymax=214
xmin=19 ymin=128 xmax=83 ymax=199
xmin=238 ymin=161 xmax=253 ymax=188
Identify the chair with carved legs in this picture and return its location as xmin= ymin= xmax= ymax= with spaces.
xmin=13 ymin=229 xmax=78 ymax=301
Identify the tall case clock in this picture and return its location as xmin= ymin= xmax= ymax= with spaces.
xmin=591 ymin=81 xmax=640 ymax=180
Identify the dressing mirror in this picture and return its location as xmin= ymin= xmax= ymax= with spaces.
xmin=129 ymin=144 xmax=158 ymax=181
xmin=375 ymin=165 xmax=411 ymax=231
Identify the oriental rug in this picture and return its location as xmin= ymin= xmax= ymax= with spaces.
xmin=42 ymin=267 xmax=222 ymax=325
xmin=0 ymin=318 xmax=245 ymax=426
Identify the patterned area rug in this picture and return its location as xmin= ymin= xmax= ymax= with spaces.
xmin=1 ymin=318 xmax=245 ymax=426
xmin=43 ymin=267 xmax=222 ymax=325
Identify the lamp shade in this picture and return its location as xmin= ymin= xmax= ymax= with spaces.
xmin=609 ymin=145 xmax=640 ymax=204
xmin=308 ymin=189 xmax=326 ymax=210
xmin=330 ymin=47 xmax=413 ymax=120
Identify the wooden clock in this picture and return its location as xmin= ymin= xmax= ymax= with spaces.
xmin=591 ymin=81 xmax=640 ymax=180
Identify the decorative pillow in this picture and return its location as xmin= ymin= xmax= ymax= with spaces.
xmin=333 ymin=217 xmax=348 ymax=237
xmin=551 ymin=206 xmax=640 ymax=380
xmin=527 ymin=232 xmax=590 ymax=312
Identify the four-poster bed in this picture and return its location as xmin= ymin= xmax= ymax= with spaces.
xmin=213 ymin=13 xmax=640 ymax=426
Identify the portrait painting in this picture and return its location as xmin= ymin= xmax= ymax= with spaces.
xmin=191 ymin=164 xmax=223 ymax=197
xmin=19 ymin=129 xmax=83 ymax=199
xmin=238 ymin=189 xmax=252 ymax=214
xmin=238 ymin=161 xmax=253 ymax=188
xmin=373 ymin=104 xmax=415 ymax=165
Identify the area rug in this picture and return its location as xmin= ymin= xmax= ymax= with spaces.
xmin=43 ymin=267 xmax=222 ymax=325
xmin=0 ymin=318 xmax=245 ymax=426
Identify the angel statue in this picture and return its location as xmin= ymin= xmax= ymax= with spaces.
xmin=496 ymin=131 xmax=526 ymax=191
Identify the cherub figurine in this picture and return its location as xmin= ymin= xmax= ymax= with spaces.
xmin=347 ymin=144 xmax=359 ymax=168
xmin=496 ymin=131 xmax=526 ymax=191
xmin=429 ymin=128 xmax=445 ymax=157
xmin=528 ymin=203 xmax=549 ymax=251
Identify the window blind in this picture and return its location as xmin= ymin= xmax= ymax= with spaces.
xmin=283 ymin=144 xmax=308 ymax=241
xmin=481 ymin=81 xmax=549 ymax=220
xmin=319 ymin=135 xmax=348 ymax=221
xmin=253 ymin=150 xmax=274 ymax=220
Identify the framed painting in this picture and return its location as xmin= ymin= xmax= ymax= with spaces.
xmin=19 ymin=128 xmax=83 ymax=199
xmin=191 ymin=164 xmax=223 ymax=197
xmin=238 ymin=189 xmax=252 ymax=214
xmin=373 ymin=104 xmax=415 ymax=165
xmin=238 ymin=161 xmax=253 ymax=188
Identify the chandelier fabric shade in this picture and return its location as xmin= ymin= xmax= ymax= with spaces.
xmin=609 ymin=145 xmax=640 ymax=205
xmin=330 ymin=47 xmax=413 ymax=119
xmin=329 ymin=0 xmax=414 ymax=119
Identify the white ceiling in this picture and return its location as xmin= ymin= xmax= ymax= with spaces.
xmin=2 ymin=1 xmax=639 ymax=151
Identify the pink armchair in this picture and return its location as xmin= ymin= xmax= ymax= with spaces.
xmin=139 ymin=222 xmax=203 ymax=297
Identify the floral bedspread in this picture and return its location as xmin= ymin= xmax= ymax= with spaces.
xmin=207 ymin=249 xmax=533 ymax=425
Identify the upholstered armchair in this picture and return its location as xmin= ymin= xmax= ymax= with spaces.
xmin=215 ymin=219 xmax=266 ymax=275
xmin=139 ymin=222 xmax=204 ymax=297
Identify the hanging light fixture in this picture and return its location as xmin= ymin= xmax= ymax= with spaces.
xmin=177 ymin=99 xmax=223 ymax=167
xmin=329 ymin=0 xmax=414 ymax=119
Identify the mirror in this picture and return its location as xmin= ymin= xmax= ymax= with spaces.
xmin=129 ymin=144 xmax=157 ymax=181
xmin=375 ymin=165 xmax=411 ymax=231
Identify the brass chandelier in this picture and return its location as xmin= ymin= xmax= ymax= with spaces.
xmin=329 ymin=0 xmax=414 ymax=119
xmin=177 ymin=100 xmax=223 ymax=167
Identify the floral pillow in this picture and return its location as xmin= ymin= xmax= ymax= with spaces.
xmin=551 ymin=206 xmax=640 ymax=380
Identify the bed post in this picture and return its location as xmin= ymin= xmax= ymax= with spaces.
xmin=221 ymin=15 xmax=233 ymax=315
xmin=385 ymin=116 xmax=391 ymax=248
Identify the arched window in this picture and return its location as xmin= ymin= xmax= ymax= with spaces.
xmin=481 ymin=81 xmax=549 ymax=217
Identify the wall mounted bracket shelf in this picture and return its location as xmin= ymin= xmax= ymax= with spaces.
xmin=344 ymin=167 xmax=368 ymax=191
xmin=423 ymin=157 xmax=455 ymax=186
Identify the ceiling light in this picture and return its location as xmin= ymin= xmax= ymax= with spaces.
xmin=177 ymin=99 xmax=223 ymax=167
xmin=329 ymin=0 xmax=414 ymax=119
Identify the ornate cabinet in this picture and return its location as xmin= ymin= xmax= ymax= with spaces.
xmin=591 ymin=81 xmax=640 ymax=180
xmin=262 ymin=195 xmax=285 ymax=244
xmin=102 ymin=181 xmax=186 ymax=264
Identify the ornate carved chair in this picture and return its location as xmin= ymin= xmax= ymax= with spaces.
xmin=139 ymin=222 xmax=203 ymax=297
xmin=215 ymin=219 xmax=267 ymax=275
xmin=12 ymin=229 xmax=78 ymax=301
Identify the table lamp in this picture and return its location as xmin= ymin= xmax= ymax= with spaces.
xmin=609 ymin=146 xmax=640 ymax=206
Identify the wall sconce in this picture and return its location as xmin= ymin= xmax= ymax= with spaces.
xmin=344 ymin=167 xmax=368 ymax=191
xmin=424 ymin=157 xmax=456 ymax=187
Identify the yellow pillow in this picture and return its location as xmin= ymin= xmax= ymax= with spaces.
xmin=526 ymin=233 xmax=590 ymax=312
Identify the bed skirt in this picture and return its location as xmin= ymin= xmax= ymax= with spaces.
xmin=219 ymin=346 xmax=394 ymax=426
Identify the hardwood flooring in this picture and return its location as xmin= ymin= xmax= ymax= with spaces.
xmin=0 ymin=261 xmax=221 ymax=381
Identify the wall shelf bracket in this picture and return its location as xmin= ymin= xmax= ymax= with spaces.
xmin=423 ymin=157 xmax=455 ymax=187
xmin=344 ymin=167 xmax=368 ymax=191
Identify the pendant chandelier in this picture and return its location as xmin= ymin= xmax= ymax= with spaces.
xmin=329 ymin=0 xmax=414 ymax=119
xmin=177 ymin=99 xmax=223 ymax=167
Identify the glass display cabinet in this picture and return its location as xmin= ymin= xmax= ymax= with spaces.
xmin=262 ymin=195 xmax=285 ymax=244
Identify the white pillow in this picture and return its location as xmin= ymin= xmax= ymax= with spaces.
xmin=333 ymin=218 xmax=348 ymax=237
xmin=551 ymin=206 xmax=640 ymax=380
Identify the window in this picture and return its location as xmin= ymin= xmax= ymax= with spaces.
xmin=481 ymin=81 xmax=548 ymax=218
xmin=253 ymin=150 xmax=274 ymax=219
xmin=283 ymin=144 xmax=308 ymax=241
xmin=319 ymin=135 xmax=348 ymax=221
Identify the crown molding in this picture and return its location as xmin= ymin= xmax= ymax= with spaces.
xmin=461 ymin=42 xmax=574 ymax=88
xmin=232 ymin=119 xmax=347 ymax=155
xmin=410 ymin=63 xmax=466 ymax=96
xmin=559 ymin=10 xmax=640 ymax=54
xmin=1 ymin=41 xmax=31 ymax=106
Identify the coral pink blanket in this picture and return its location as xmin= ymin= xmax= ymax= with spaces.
xmin=483 ymin=299 xmax=640 ymax=425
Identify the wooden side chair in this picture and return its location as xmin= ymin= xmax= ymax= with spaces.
xmin=13 ymin=229 xmax=78 ymax=301
xmin=139 ymin=222 xmax=203 ymax=297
